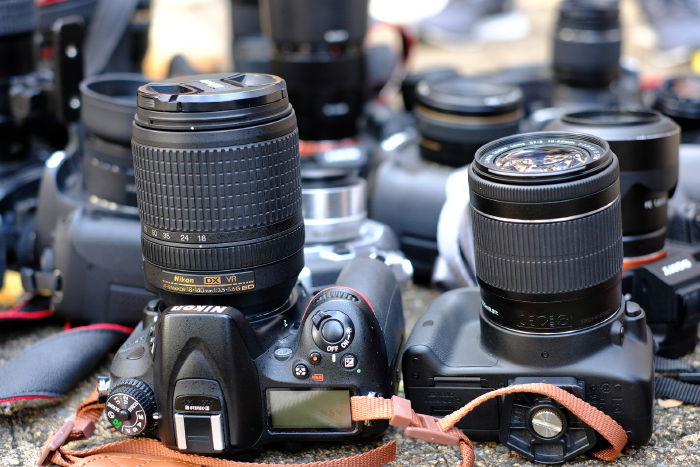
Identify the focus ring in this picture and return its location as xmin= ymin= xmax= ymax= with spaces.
xmin=132 ymin=130 xmax=301 ymax=236
xmin=471 ymin=197 xmax=623 ymax=294
xmin=142 ymin=221 xmax=305 ymax=271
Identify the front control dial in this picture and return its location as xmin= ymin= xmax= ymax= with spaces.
xmin=105 ymin=379 xmax=157 ymax=436
xmin=311 ymin=310 xmax=354 ymax=353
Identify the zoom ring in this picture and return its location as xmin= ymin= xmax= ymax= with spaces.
xmin=471 ymin=198 xmax=622 ymax=294
xmin=142 ymin=221 xmax=305 ymax=271
xmin=132 ymin=130 xmax=301 ymax=237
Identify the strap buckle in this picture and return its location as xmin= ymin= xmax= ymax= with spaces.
xmin=388 ymin=396 xmax=461 ymax=446
xmin=36 ymin=420 xmax=74 ymax=466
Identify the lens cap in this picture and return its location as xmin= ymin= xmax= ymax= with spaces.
xmin=137 ymin=73 xmax=287 ymax=113
xmin=416 ymin=77 xmax=522 ymax=116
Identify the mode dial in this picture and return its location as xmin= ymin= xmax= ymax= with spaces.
xmin=105 ymin=379 xmax=157 ymax=436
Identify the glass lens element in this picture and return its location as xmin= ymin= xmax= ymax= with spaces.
xmin=495 ymin=145 xmax=590 ymax=174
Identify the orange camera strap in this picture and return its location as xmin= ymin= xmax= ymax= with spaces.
xmin=38 ymin=383 xmax=628 ymax=467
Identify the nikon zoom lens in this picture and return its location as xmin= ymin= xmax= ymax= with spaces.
xmin=469 ymin=132 xmax=622 ymax=332
xmin=415 ymin=77 xmax=523 ymax=167
xmin=260 ymin=0 xmax=368 ymax=142
xmin=132 ymin=73 xmax=304 ymax=313
xmin=552 ymin=0 xmax=621 ymax=88
xmin=547 ymin=110 xmax=679 ymax=263
xmin=80 ymin=74 xmax=147 ymax=207
xmin=0 ymin=0 xmax=35 ymax=160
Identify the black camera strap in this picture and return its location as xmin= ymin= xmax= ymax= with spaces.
xmin=654 ymin=355 xmax=700 ymax=404
xmin=0 ymin=323 xmax=130 ymax=404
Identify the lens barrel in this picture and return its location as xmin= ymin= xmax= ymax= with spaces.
xmin=552 ymin=0 xmax=621 ymax=88
xmin=469 ymin=132 xmax=622 ymax=333
xmin=80 ymin=74 xmax=147 ymax=207
xmin=132 ymin=73 xmax=304 ymax=313
xmin=657 ymin=75 xmax=700 ymax=143
xmin=260 ymin=0 xmax=368 ymax=141
xmin=546 ymin=109 xmax=679 ymax=260
xmin=415 ymin=77 xmax=523 ymax=167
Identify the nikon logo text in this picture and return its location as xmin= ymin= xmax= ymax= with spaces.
xmin=173 ymin=276 xmax=194 ymax=283
xmin=662 ymin=258 xmax=692 ymax=277
xmin=171 ymin=305 xmax=228 ymax=313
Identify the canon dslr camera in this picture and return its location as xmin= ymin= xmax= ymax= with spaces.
xmin=403 ymin=132 xmax=654 ymax=464
xmin=103 ymin=73 xmax=404 ymax=454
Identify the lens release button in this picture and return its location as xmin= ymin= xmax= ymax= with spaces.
xmin=321 ymin=319 xmax=345 ymax=344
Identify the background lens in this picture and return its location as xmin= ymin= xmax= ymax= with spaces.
xmin=132 ymin=73 xmax=304 ymax=313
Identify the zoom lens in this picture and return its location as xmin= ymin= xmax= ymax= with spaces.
xmin=546 ymin=109 xmax=679 ymax=262
xmin=657 ymin=75 xmax=700 ymax=143
xmin=260 ymin=0 xmax=368 ymax=142
xmin=415 ymin=77 xmax=523 ymax=167
xmin=0 ymin=0 xmax=36 ymax=161
xmin=469 ymin=132 xmax=622 ymax=333
xmin=132 ymin=73 xmax=304 ymax=313
xmin=552 ymin=0 xmax=621 ymax=88
xmin=80 ymin=74 xmax=147 ymax=207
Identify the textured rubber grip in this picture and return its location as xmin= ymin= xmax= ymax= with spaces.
xmin=471 ymin=197 xmax=623 ymax=294
xmin=141 ymin=222 xmax=304 ymax=271
xmin=132 ymin=130 xmax=301 ymax=238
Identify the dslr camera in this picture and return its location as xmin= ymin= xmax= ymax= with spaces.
xmin=403 ymin=133 xmax=654 ymax=464
xmin=103 ymin=73 xmax=405 ymax=454
xmin=21 ymin=74 xmax=154 ymax=325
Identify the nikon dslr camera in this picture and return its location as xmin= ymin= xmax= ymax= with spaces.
xmin=403 ymin=133 xmax=654 ymax=464
xmin=103 ymin=73 xmax=404 ymax=454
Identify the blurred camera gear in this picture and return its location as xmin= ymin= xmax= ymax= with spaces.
xmin=301 ymin=170 xmax=412 ymax=289
xmin=370 ymin=74 xmax=523 ymax=282
xmin=403 ymin=132 xmax=654 ymax=464
xmin=656 ymin=75 xmax=700 ymax=143
xmin=21 ymin=74 xmax=154 ymax=325
xmin=106 ymin=73 xmax=405 ymax=454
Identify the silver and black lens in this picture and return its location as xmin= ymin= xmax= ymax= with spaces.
xmin=547 ymin=109 xmax=679 ymax=261
xmin=552 ymin=0 xmax=621 ymax=88
xmin=415 ymin=77 xmax=523 ymax=167
xmin=260 ymin=0 xmax=368 ymax=141
xmin=132 ymin=73 xmax=304 ymax=313
xmin=80 ymin=74 xmax=147 ymax=207
xmin=469 ymin=132 xmax=622 ymax=332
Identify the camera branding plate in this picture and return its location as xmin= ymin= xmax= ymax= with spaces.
xmin=148 ymin=267 xmax=256 ymax=294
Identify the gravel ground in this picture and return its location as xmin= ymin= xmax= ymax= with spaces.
xmin=2 ymin=286 xmax=700 ymax=466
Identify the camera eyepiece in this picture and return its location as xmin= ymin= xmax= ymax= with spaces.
xmin=132 ymin=73 xmax=304 ymax=313
xmin=469 ymin=132 xmax=622 ymax=333
xmin=415 ymin=77 xmax=523 ymax=167
xmin=80 ymin=74 xmax=147 ymax=207
xmin=552 ymin=0 xmax=621 ymax=88
xmin=547 ymin=109 xmax=679 ymax=261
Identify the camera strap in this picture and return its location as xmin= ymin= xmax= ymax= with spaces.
xmin=38 ymin=383 xmax=628 ymax=467
xmin=0 ymin=323 xmax=130 ymax=405
xmin=654 ymin=355 xmax=700 ymax=404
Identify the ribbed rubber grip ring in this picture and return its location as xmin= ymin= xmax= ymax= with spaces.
xmin=0 ymin=0 xmax=36 ymax=36
xmin=471 ymin=197 xmax=623 ymax=294
xmin=141 ymin=221 xmax=305 ymax=271
xmin=132 ymin=130 xmax=301 ymax=236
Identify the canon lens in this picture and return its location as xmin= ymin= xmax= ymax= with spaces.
xmin=552 ymin=0 xmax=621 ymax=88
xmin=260 ymin=0 xmax=368 ymax=142
xmin=415 ymin=77 xmax=523 ymax=167
xmin=132 ymin=73 xmax=304 ymax=313
xmin=0 ymin=0 xmax=36 ymax=160
xmin=469 ymin=132 xmax=622 ymax=333
xmin=546 ymin=110 xmax=679 ymax=263
xmin=80 ymin=74 xmax=147 ymax=207
xmin=657 ymin=75 xmax=700 ymax=143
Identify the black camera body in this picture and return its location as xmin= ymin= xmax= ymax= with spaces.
xmin=403 ymin=288 xmax=654 ymax=464
xmin=106 ymin=257 xmax=404 ymax=454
